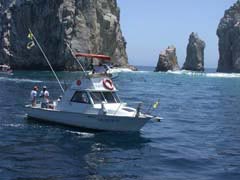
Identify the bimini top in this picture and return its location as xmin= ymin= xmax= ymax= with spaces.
xmin=75 ymin=53 xmax=111 ymax=60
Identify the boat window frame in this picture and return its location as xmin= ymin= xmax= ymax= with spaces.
xmin=89 ymin=91 xmax=121 ymax=104
xmin=70 ymin=91 xmax=91 ymax=104
xmin=102 ymin=91 xmax=120 ymax=103
xmin=89 ymin=91 xmax=105 ymax=104
xmin=111 ymin=92 xmax=121 ymax=103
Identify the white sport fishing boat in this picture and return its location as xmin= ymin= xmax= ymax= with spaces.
xmin=24 ymin=30 xmax=160 ymax=131
xmin=25 ymin=73 xmax=156 ymax=131
xmin=0 ymin=64 xmax=13 ymax=75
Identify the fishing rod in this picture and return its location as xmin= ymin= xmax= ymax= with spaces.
xmin=28 ymin=29 xmax=65 ymax=93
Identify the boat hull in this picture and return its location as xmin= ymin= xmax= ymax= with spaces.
xmin=25 ymin=106 xmax=150 ymax=132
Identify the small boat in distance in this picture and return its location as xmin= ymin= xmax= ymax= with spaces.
xmin=0 ymin=64 xmax=13 ymax=75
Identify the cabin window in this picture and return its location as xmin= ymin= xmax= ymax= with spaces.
xmin=89 ymin=91 xmax=121 ymax=104
xmin=102 ymin=92 xmax=120 ymax=103
xmin=71 ymin=91 xmax=90 ymax=104
xmin=90 ymin=92 xmax=105 ymax=104
xmin=112 ymin=92 xmax=120 ymax=103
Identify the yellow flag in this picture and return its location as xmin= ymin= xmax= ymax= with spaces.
xmin=153 ymin=100 xmax=160 ymax=109
xmin=28 ymin=32 xmax=33 ymax=40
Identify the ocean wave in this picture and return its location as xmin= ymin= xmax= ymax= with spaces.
xmin=3 ymin=123 xmax=25 ymax=128
xmin=166 ymin=70 xmax=240 ymax=78
xmin=206 ymin=73 xmax=240 ymax=78
xmin=0 ymin=77 xmax=42 ymax=83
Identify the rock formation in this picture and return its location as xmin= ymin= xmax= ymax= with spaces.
xmin=217 ymin=1 xmax=240 ymax=73
xmin=155 ymin=45 xmax=180 ymax=72
xmin=182 ymin=32 xmax=205 ymax=71
xmin=0 ymin=0 xmax=128 ymax=70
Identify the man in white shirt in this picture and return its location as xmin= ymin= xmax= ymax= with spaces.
xmin=30 ymin=86 xmax=38 ymax=107
xmin=39 ymin=86 xmax=49 ymax=108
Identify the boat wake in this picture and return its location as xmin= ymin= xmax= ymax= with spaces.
xmin=166 ymin=70 xmax=240 ymax=78
xmin=66 ymin=130 xmax=95 ymax=138
xmin=0 ymin=77 xmax=42 ymax=83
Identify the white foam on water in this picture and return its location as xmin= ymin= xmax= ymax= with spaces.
xmin=167 ymin=70 xmax=203 ymax=76
xmin=206 ymin=73 xmax=240 ymax=78
xmin=3 ymin=123 xmax=24 ymax=128
xmin=66 ymin=130 xmax=95 ymax=138
xmin=166 ymin=70 xmax=240 ymax=78
xmin=0 ymin=77 xmax=42 ymax=83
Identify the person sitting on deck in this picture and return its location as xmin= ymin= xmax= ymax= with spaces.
xmin=39 ymin=85 xmax=50 ymax=108
xmin=30 ymin=86 xmax=38 ymax=107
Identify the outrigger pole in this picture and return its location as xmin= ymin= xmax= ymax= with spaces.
xmin=66 ymin=43 xmax=87 ymax=75
xmin=28 ymin=29 xmax=65 ymax=93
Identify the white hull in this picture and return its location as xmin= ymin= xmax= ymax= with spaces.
xmin=25 ymin=106 xmax=150 ymax=132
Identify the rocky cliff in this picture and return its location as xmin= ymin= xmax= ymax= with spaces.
xmin=182 ymin=32 xmax=205 ymax=71
xmin=155 ymin=45 xmax=180 ymax=72
xmin=217 ymin=1 xmax=240 ymax=73
xmin=0 ymin=0 xmax=128 ymax=70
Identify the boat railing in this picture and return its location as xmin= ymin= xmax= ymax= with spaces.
xmin=112 ymin=101 xmax=144 ymax=116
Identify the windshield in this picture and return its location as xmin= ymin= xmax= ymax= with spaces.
xmin=103 ymin=92 xmax=120 ymax=103
xmin=90 ymin=92 xmax=121 ymax=104
xmin=71 ymin=91 xmax=90 ymax=104
xmin=89 ymin=92 xmax=105 ymax=104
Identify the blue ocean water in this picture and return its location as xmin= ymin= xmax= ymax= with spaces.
xmin=0 ymin=68 xmax=240 ymax=180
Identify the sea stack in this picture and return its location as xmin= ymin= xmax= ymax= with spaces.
xmin=0 ymin=0 xmax=128 ymax=70
xmin=217 ymin=1 xmax=240 ymax=73
xmin=155 ymin=45 xmax=180 ymax=72
xmin=182 ymin=32 xmax=205 ymax=71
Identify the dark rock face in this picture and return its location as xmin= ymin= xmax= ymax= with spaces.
xmin=0 ymin=0 xmax=128 ymax=70
xmin=217 ymin=1 xmax=240 ymax=73
xmin=155 ymin=45 xmax=180 ymax=72
xmin=182 ymin=32 xmax=205 ymax=71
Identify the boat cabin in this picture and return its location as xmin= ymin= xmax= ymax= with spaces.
xmin=57 ymin=75 xmax=136 ymax=117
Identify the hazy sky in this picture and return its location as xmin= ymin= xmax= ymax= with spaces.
xmin=117 ymin=0 xmax=237 ymax=68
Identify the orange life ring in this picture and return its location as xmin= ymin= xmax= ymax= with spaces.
xmin=76 ymin=80 xmax=81 ymax=86
xmin=103 ymin=78 xmax=114 ymax=90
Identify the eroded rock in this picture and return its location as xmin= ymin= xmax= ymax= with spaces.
xmin=182 ymin=32 xmax=205 ymax=71
xmin=217 ymin=1 xmax=240 ymax=73
xmin=155 ymin=45 xmax=180 ymax=72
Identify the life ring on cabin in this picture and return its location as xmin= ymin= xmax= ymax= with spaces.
xmin=76 ymin=80 xmax=81 ymax=86
xmin=103 ymin=78 xmax=114 ymax=90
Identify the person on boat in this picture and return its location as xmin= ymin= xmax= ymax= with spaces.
xmin=39 ymin=85 xmax=50 ymax=108
xmin=30 ymin=86 xmax=38 ymax=107
xmin=93 ymin=63 xmax=107 ymax=74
